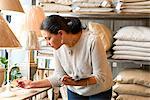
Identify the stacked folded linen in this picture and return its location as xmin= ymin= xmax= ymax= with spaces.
xmin=37 ymin=0 xmax=72 ymax=12
xmin=112 ymin=26 xmax=150 ymax=61
xmin=119 ymin=0 xmax=150 ymax=13
xmin=113 ymin=68 xmax=150 ymax=100
xmin=72 ymin=0 xmax=114 ymax=13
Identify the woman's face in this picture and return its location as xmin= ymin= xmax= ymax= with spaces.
xmin=41 ymin=30 xmax=63 ymax=50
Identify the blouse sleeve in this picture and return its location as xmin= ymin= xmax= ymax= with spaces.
xmin=47 ymin=51 xmax=66 ymax=87
xmin=91 ymin=36 xmax=112 ymax=86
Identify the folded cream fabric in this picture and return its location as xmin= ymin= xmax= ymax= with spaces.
xmin=88 ymin=22 xmax=112 ymax=51
xmin=120 ymin=0 xmax=148 ymax=3
xmin=113 ymin=83 xmax=150 ymax=96
xmin=123 ymin=1 xmax=150 ymax=6
xmin=73 ymin=7 xmax=113 ymax=13
xmin=40 ymin=3 xmax=72 ymax=12
xmin=47 ymin=0 xmax=73 ymax=5
xmin=73 ymin=3 xmax=102 ymax=8
xmin=114 ymin=40 xmax=150 ymax=48
xmin=112 ymin=54 xmax=150 ymax=61
xmin=114 ymin=68 xmax=150 ymax=87
xmin=114 ymin=26 xmax=150 ymax=41
xmin=73 ymin=0 xmax=109 ymax=3
xmin=122 ymin=5 xmax=150 ymax=9
xmin=113 ymin=46 xmax=150 ymax=53
xmin=122 ymin=8 xmax=150 ymax=13
xmin=116 ymin=94 xmax=150 ymax=100
xmin=73 ymin=2 xmax=111 ymax=8
xmin=114 ymin=50 xmax=150 ymax=57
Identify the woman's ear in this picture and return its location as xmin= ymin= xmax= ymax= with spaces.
xmin=58 ymin=30 xmax=64 ymax=35
xmin=58 ymin=30 xmax=64 ymax=44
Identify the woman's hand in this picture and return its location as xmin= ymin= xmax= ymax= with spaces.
xmin=17 ymin=79 xmax=33 ymax=89
xmin=61 ymin=75 xmax=77 ymax=86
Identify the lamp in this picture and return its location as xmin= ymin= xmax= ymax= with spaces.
xmin=0 ymin=15 xmax=21 ymax=97
xmin=0 ymin=0 xmax=24 ymax=13
xmin=23 ymin=6 xmax=45 ymax=80
xmin=25 ymin=6 xmax=45 ymax=37
xmin=0 ymin=0 xmax=23 ymax=97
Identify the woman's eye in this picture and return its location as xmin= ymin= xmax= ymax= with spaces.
xmin=45 ymin=37 xmax=51 ymax=40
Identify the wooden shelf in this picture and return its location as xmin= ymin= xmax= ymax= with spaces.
xmin=45 ymin=12 xmax=150 ymax=19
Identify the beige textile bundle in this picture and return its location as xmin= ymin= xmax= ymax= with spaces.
xmin=114 ymin=68 xmax=150 ymax=87
xmin=88 ymin=22 xmax=112 ymax=51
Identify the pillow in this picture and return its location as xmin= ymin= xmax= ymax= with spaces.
xmin=113 ymin=50 xmax=150 ymax=57
xmin=112 ymin=54 xmax=150 ymax=61
xmin=114 ymin=68 xmax=150 ymax=87
xmin=88 ymin=22 xmax=113 ymax=51
xmin=113 ymin=83 xmax=150 ymax=96
xmin=40 ymin=3 xmax=72 ymax=12
xmin=47 ymin=0 xmax=73 ymax=5
xmin=114 ymin=26 xmax=150 ymax=41
xmin=73 ymin=2 xmax=111 ymax=8
xmin=113 ymin=46 xmax=150 ymax=53
xmin=116 ymin=94 xmax=150 ymax=100
xmin=114 ymin=40 xmax=150 ymax=48
xmin=123 ymin=1 xmax=150 ymax=6
xmin=120 ymin=0 xmax=148 ymax=3
xmin=73 ymin=3 xmax=102 ymax=8
xmin=73 ymin=0 xmax=108 ymax=3
xmin=122 ymin=9 xmax=150 ymax=14
xmin=73 ymin=8 xmax=114 ymax=13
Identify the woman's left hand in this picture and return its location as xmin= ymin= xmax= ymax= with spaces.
xmin=61 ymin=75 xmax=76 ymax=86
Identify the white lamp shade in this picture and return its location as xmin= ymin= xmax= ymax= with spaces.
xmin=0 ymin=15 xmax=21 ymax=48
xmin=0 ymin=0 xmax=24 ymax=13
xmin=25 ymin=6 xmax=45 ymax=37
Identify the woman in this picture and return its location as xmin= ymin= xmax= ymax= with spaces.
xmin=18 ymin=15 xmax=113 ymax=100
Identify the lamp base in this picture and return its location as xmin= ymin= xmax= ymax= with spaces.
xmin=0 ymin=90 xmax=16 ymax=97
xmin=0 ymin=84 xmax=16 ymax=98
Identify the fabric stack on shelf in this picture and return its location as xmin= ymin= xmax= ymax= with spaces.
xmin=112 ymin=68 xmax=150 ymax=100
xmin=88 ymin=22 xmax=113 ymax=57
xmin=72 ymin=0 xmax=114 ymax=13
xmin=112 ymin=26 xmax=150 ymax=61
xmin=120 ymin=0 xmax=150 ymax=13
xmin=37 ymin=0 xmax=72 ymax=12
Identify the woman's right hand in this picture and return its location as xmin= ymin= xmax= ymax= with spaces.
xmin=17 ymin=79 xmax=33 ymax=89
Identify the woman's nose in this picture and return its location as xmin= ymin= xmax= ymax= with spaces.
xmin=47 ymin=42 xmax=51 ymax=46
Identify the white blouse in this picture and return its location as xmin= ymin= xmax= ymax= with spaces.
xmin=47 ymin=30 xmax=113 ymax=96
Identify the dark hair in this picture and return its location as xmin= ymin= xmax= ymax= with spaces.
xmin=40 ymin=15 xmax=82 ymax=34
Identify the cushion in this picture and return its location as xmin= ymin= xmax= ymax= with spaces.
xmin=73 ymin=3 xmax=102 ymax=8
xmin=88 ymin=22 xmax=113 ymax=51
xmin=122 ymin=9 xmax=150 ymax=14
xmin=113 ymin=50 xmax=150 ymax=57
xmin=123 ymin=1 xmax=150 ymax=6
xmin=114 ymin=40 xmax=150 ymax=48
xmin=47 ymin=0 xmax=73 ymax=5
xmin=114 ymin=26 xmax=150 ymax=41
xmin=120 ymin=0 xmax=148 ymax=3
xmin=116 ymin=94 xmax=150 ymax=100
xmin=73 ymin=8 xmax=114 ymax=13
xmin=112 ymin=54 xmax=150 ymax=61
xmin=73 ymin=0 xmax=109 ymax=3
xmin=113 ymin=46 xmax=150 ymax=53
xmin=40 ymin=3 xmax=72 ymax=12
xmin=114 ymin=68 xmax=150 ymax=87
xmin=122 ymin=5 xmax=150 ymax=9
xmin=113 ymin=83 xmax=150 ymax=96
